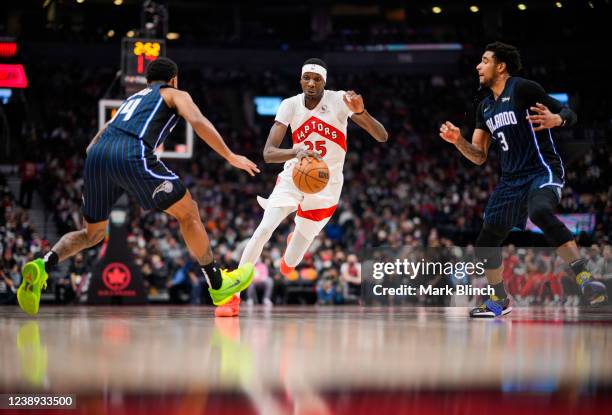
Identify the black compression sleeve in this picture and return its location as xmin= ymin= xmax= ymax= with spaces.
xmin=558 ymin=107 xmax=577 ymax=127
xmin=515 ymin=79 xmax=577 ymax=127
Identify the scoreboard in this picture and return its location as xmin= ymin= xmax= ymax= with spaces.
xmin=121 ymin=38 xmax=166 ymax=90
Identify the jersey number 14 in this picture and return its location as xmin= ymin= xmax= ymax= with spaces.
xmin=113 ymin=98 xmax=142 ymax=123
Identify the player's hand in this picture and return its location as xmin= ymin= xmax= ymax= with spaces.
xmin=227 ymin=153 xmax=260 ymax=176
xmin=343 ymin=90 xmax=365 ymax=114
xmin=526 ymin=103 xmax=563 ymax=131
xmin=439 ymin=121 xmax=461 ymax=144
xmin=294 ymin=143 xmax=322 ymax=160
xmin=296 ymin=149 xmax=322 ymax=161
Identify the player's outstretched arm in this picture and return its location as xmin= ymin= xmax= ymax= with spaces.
xmin=344 ymin=91 xmax=388 ymax=142
xmin=163 ymin=88 xmax=259 ymax=176
xmin=262 ymin=121 xmax=319 ymax=163
xmin=439 ymin=122 xmax=491 ymax=166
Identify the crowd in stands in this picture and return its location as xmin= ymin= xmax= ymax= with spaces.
xmin=0 ymin=172 xmax=50 ymax=304
xmin=1 ymin=54 xmax=610 ymax=306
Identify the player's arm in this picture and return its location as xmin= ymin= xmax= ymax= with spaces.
xmin=440 ymin=122 xmax=491 ymax=166
xmin=262 ymin=122 xmax=318 ymax=163
xmin=162 ymin=88 xmax=259 ymax=176
xmin=344 ymin=91 xmax=388 ymax=142
xmin=262 ymin=122 xmax=295 ymax=163
xmin=85 ymin=121 xmax=109 ymax=154
xmin=518 ymin=79 xmax=577 ymax=131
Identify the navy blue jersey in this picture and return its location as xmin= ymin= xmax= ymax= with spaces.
xmin=81 ymin=83 xmax=186 ymax=222
xmin=107 ymin=83 xmax=179 ymax=150
xmin=475 ymin=77 xmax=571 ymax=182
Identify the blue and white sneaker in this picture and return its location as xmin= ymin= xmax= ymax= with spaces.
xmin=470 ymin=296 xmax=512 ymax=318
xmin=577 ymin=271 xmax=608 ymax=306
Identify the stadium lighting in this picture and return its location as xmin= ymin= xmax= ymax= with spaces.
xmin=432 ymin=6 xmax=442 ymax=14
xmin=518 ymin=3 xmax=527 ymax=11
xmin=107 ymin=29 xmax=115 ymax=38
xmin=114 ymin=0 xmax=123 ymax=5
xmin=76 ymin=0 xmax=85 ymax=4
xmin=588 ymin=1 xmax=594 ymax=8
xmin=126 ymin=30 xmax=135 ymax=38
xmin=166 ymin=32 xmax=180 ymax=40
xmin=555 ymin=2 xmax=563 ymax=7
xmin=470 ymin=5 xmax=480 ymax=13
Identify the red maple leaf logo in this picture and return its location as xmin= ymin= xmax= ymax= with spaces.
xmin=102 ymin=263 xmax=131 ymax=292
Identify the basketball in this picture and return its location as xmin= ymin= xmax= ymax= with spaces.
xmin=292 ymin=157 xmax=330 ymax=194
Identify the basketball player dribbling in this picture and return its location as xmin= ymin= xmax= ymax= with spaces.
xmin=215 ymin=58 xmax=388 ymax=317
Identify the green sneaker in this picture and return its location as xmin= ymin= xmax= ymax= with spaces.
xmin=17 ymin=259 xmax=48 ymax=316
xmin=208 ymin=262 xmax=254 ymax=306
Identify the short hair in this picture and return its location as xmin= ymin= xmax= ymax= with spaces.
xmin=303 ymin=58 xmax=327 ymax=69
xmin=485 ymin=42 xmax=522 ymax=75
xmin=146 ymin=57 xmax=178 ymax=83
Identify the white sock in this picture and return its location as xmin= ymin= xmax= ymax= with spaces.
xmin=284 ymin=231 xmax=313 ymax=267
xmin=239 ymin=206 xmax=293 ymax=266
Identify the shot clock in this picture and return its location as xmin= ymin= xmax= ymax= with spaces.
xmin=121 ymin=38 xmax=166 ymax=91
xmin=103 ymin=37 xmax=193 ymax=159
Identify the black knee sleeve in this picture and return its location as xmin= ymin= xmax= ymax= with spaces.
xmin=475 ymin=224 xmax=510 ymax=269
xmin=528 ymin=188 xmax=573 ymax=247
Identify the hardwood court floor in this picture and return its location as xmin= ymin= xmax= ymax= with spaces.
xmin=1 ymin=305 xmax=612 ymax=414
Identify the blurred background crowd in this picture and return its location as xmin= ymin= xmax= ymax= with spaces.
xmin=1 ymin=0 xmax=610 ymax=307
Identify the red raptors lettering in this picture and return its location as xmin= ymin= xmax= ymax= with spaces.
xmin=292 ymin=116 xmax=347 ymax=152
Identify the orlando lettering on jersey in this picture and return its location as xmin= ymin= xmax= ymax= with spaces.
xmin=485 ymin=111 xmax=518 ymax=134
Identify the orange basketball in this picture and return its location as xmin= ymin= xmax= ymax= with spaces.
xmin=292 ymin=157 xmax=329 ymax=194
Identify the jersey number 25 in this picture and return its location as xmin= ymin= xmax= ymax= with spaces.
xmin=304 ymin=140 xmax=327 ymax=157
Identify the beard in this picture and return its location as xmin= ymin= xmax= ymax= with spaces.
xmin=479 ymin=77 xmax=492 ymax=88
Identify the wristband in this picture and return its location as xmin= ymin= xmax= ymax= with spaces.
xmin=354 ymin=109 xmax=366 ymax=115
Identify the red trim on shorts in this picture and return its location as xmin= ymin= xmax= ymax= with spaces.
xmin=296 ymin=204 xmax=338 ymax=221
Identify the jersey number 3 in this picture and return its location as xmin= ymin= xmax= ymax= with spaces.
xmin=497 ymin=132 xmax=509 ymax=151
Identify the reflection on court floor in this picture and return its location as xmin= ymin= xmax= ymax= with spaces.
xmin=1 ymin=306 xmax=611 ymax=414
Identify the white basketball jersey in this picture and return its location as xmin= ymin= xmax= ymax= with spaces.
xmin=274 ymin=90 xmax=353 ymax=182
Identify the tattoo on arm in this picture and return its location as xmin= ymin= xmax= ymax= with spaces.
xmin=455 ymin=136 xmax=487 ymax=165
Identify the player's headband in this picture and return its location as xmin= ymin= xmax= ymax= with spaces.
xmin=301 ymin=64 xmax=327 ymax=82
